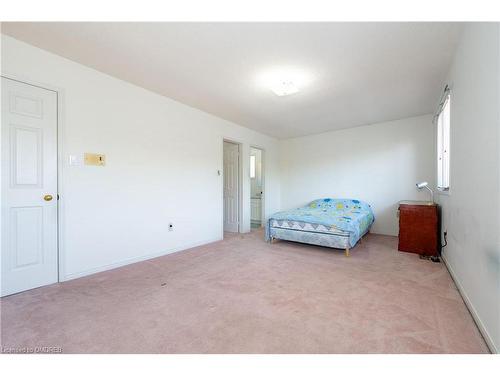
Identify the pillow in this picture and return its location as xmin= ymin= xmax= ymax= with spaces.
xmin=308 ymin=198 xmax=371 ymax=212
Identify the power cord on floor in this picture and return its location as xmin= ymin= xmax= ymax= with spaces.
xmin=419 ymin=254 xmax=441 ymax=263
xmin=442 ymin=231 xmax=448 ymax=249
xmin=418 ymin=231 xmax=447 ymax=263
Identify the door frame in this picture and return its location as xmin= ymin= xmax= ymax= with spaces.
xmin=250 ymin=145 xmax=266 ymax=227
xmin=221 ymin=138 xmax=242 ymax=237
xmin=1 ymin=72 xmax=66 ymax=283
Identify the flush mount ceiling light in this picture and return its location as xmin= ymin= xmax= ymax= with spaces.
xmin=257 ymin=67 xmax=312 ymax=97
xmin=271 ymin=80 xmax=299 ymax=96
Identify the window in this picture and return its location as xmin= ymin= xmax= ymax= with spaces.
xmin=250 ymin=155 xmax=256 ymax=179
xmin=437 ymin=93 xmax=451 ymax=191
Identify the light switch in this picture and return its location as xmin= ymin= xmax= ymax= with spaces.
xmin=68 ymin=154 xmax=83 ymax=166
xmin=84 ymin=153 xmax=106 ymax=166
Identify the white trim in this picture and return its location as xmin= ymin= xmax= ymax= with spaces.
xmin=436 ymin=189 xmax=451 ymax=197
xmin=442 ymin=253 xmax=497 ymax=354
xmin=62 ymin=236 xmax=221 ymax=281
xmin=0 ymin=72 xmax=66 ymax=284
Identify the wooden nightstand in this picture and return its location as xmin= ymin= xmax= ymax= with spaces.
xmin=398 ymin=201 xmax=439 ymax=257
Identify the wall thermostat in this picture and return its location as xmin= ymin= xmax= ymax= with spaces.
xmin=84 ymin=153 xmax=106 ymax=166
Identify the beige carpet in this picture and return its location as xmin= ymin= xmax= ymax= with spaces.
xmin=0 ymin=230 xmax=489 ymax=353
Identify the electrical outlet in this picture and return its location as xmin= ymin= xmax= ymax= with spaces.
xmin=168 ymin=223 xmax=173 ymax=231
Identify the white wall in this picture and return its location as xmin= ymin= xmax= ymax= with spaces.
xmin=437 ymin=23 xmax=500 ymax=353
xmin=1 ymin=35 xmax=281 ymax=280
xmin=280 ymin=115 xmax=435 ymax=236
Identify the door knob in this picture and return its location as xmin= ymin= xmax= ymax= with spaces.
xmin=43 ymin=194 xmax=53 ymax=201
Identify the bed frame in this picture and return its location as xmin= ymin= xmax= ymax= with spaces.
xmin=269 ymin=226 xmax=370 ymax=257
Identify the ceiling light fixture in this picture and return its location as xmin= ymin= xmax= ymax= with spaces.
xmin=257 ymin=67 xmax=312 ymax=97
xmin=270 ymin=81 xmax=299 ymax=97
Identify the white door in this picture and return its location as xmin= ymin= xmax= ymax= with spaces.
xmin=223 ymin=141 xmax=239 ymax=232
xmin=1 ymin=77 xmax=58 ymax=296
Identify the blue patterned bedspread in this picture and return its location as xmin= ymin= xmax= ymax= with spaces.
xmin=266 ymin=198 xmax=375 ymax=247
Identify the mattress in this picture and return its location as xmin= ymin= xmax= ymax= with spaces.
xmin=269 ymin=218 xmax=349 ymax=236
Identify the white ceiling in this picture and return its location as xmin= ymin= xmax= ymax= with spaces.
xmin=2 ymin=22 xmax=462 ymax=139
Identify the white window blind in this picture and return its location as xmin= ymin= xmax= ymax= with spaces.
xmin=437 ymin=93 xmax=450 ymax=191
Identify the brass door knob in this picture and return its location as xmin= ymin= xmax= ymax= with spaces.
xmin=43 ymin=194 xmax=53 ymax=201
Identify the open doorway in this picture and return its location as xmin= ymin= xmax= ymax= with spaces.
xmin=223 ymin=140 xmax=241 ymax=235
xmin=250 ymin=147 xmax=264 ymax=230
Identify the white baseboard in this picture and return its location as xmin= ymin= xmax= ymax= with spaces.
xmin=61 ymin=236 xmax=222 ymax=282
xmin=442 ymin=254 xmax=498 ymax=354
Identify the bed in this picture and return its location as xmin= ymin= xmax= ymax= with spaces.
xmin=265 ymin=198 xmax=375 ymax=256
